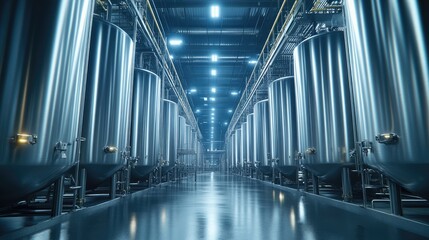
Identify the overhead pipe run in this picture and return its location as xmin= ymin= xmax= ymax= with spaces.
xmin=176 ymin=28 xmax=259 ymax=35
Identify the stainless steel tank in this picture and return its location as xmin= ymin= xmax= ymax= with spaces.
xmin=231 ymin=133 xmax=236 ymax=168
xmin=0 ymin=0 xmax=94 ymax=205
xmin=241 ymin=123 xmax=248 ymax=167
xmin=185 ymin=124 xmax=192 ymax=166
xmin=177 ymin=116 xmax=187 ymax=165
xmin=294 ymin=31 xmax=354 ymax=182
xmin=191 ymin=130 xmax=198 ymax=166
xmin=226 ymin=138 xmax=232 ymax=168
xmin=344 ymin=0 xmax=429 ymax=196
xmin=80 ymin=18 xmax=134 ymax=188
xmin=161 ymin=99 xmax=178 ymax=173
xmin=247 ymin=113 xmax=255 ymax=165
xmin=253 ymin=100 xmax=272 ymax=175
xmin=235 ymin=129 xmax=242 ymax=168
xmin=268 ymin=77 xmax=298 ymax=178
xmin=131 ymin=69 xmax=161 ymax=178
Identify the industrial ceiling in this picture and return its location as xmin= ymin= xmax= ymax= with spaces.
xmin=155 ymin=0 xmax=280 ymax=150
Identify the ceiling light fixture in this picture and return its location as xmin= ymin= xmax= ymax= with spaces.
xmin=211 ymin=54 xmax=218 ymax=62
xmin=211 ymin=5 xmax=220 ymax=18
xmin=169 ymin=38 xmax=183 ymax=46
xmin=203 ymin=97 xmax=208 ymax=101
xmin=211 ymin=69 xmax=217 ymax=76
xmin=231 ymin=91 xmax=238 ymax=96
xmin=228 ymin=109 xmax=233 ymax=113
xmin=210 ymin=97 xmax=216 ymax=102
xmin=211 ymin=87 xmax=216 ymax=93
xmin=248 ymin=60 xmax=258 ymax=64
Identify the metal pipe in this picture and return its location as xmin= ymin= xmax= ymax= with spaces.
xmin=371 ymin=199 xmax=427 ymax=209
xmin=176 ymin=28 xmax=259 ymax=35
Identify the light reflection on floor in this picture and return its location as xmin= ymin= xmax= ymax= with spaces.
xmin=6 ymin=173 xmax=429 ymax=240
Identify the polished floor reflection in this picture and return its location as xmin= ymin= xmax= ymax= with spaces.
xmin=5 ymin=173 xmax=429 ymax=240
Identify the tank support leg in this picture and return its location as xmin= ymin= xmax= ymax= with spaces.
xmin=149 ymin=172 xmax=153 ymax=187
xmin=389 ymin=180 xmax=403 ymax=216
xmin=303 ymin=170 xmax=308 ymax=192
xmin=52 ymin=175 xmax=65 ymax=217
xmin=342 ymin=167 xmax=353 ymax=201
xmin=110 ymin=173 xmax=117 ymax=200
xmin=78 ymin=169 xmax=87 ymax=207
xmin=312 ymin=174 xmax=319 ymax=195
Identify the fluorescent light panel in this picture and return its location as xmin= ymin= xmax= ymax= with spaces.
xmin=211 ymin=87 xmax=216 ymax=93
xmin=211 ymin=5 xmax=220 ymax=18
xmin=169 ymin=39 xmax=183 ymax=46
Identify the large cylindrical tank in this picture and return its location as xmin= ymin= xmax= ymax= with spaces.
xmin=241 ymin=122 xmax=248 ymax=167
xmin=268 ymin=76 xmax=298 ymax=178
xmin=344 ymin=0 xmax=429 ymax=196
xmin=294 ymin=31 xmax=354 ymax=182
xmin=177 ymin=116 xmax=187 ymax=164
xmin=246 ymin=113 xmax=255 ymax=165
xmin=80 ymin=18 xmax=134 ymax=187
xmin=191 ymin=130 xmax=198 ymax=166
xmin=253 ymin=100 xmax=272 ymax=175
xmin=161 ymin=99 xmax=178 ymax=172
xmin=235 ymin=129 xmax=242 ymax=168
xmin=131 ymin=69 xmax=161 ymax=178
xmin=0 ymin=0 xmax=94 ymax=205
xmin=226 ymin=138 xmax=232 ymax=168
xmin=231 ymin=133 xmax=236 ymax=168
xmin=185 ymin=124 xmax=192 ymax=166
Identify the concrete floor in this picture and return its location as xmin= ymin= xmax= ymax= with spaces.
xmin=2 ymin=173 xmax=429 ymax=240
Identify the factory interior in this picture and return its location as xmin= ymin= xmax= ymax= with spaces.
xmin=0 ymin=0 xmax=429 ymax=239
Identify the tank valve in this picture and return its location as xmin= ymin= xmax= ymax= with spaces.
xmin=104 ymin=146 xmax=118 ymax=153
xmin=10 ymin=133 xmax=38 ymax=145
xmin=305 ymin=147 xmax=317 ymax=155
xmin=375 ymin=133 xmax=399 ymax=145
xmin=360 ymin=141 xmax=373 ymax=156
xmin=55 ymin=141 xmax=70 ymax=159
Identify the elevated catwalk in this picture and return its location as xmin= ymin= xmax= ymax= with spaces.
xmin=2 ymin=173 xmax=429 ymax=240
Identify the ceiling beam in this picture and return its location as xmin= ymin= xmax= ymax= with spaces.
xmin=156 ymin=0 xmax=279 ymax=8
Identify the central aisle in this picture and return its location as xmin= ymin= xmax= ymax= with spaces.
xmin=6 ymin=173 xmax=429 ymax=240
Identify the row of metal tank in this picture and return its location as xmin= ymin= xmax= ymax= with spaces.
xmin=227 ymin=0 xmax=429 ymax=198
xmin=0 ymin=1 xmax=199 ymax=206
